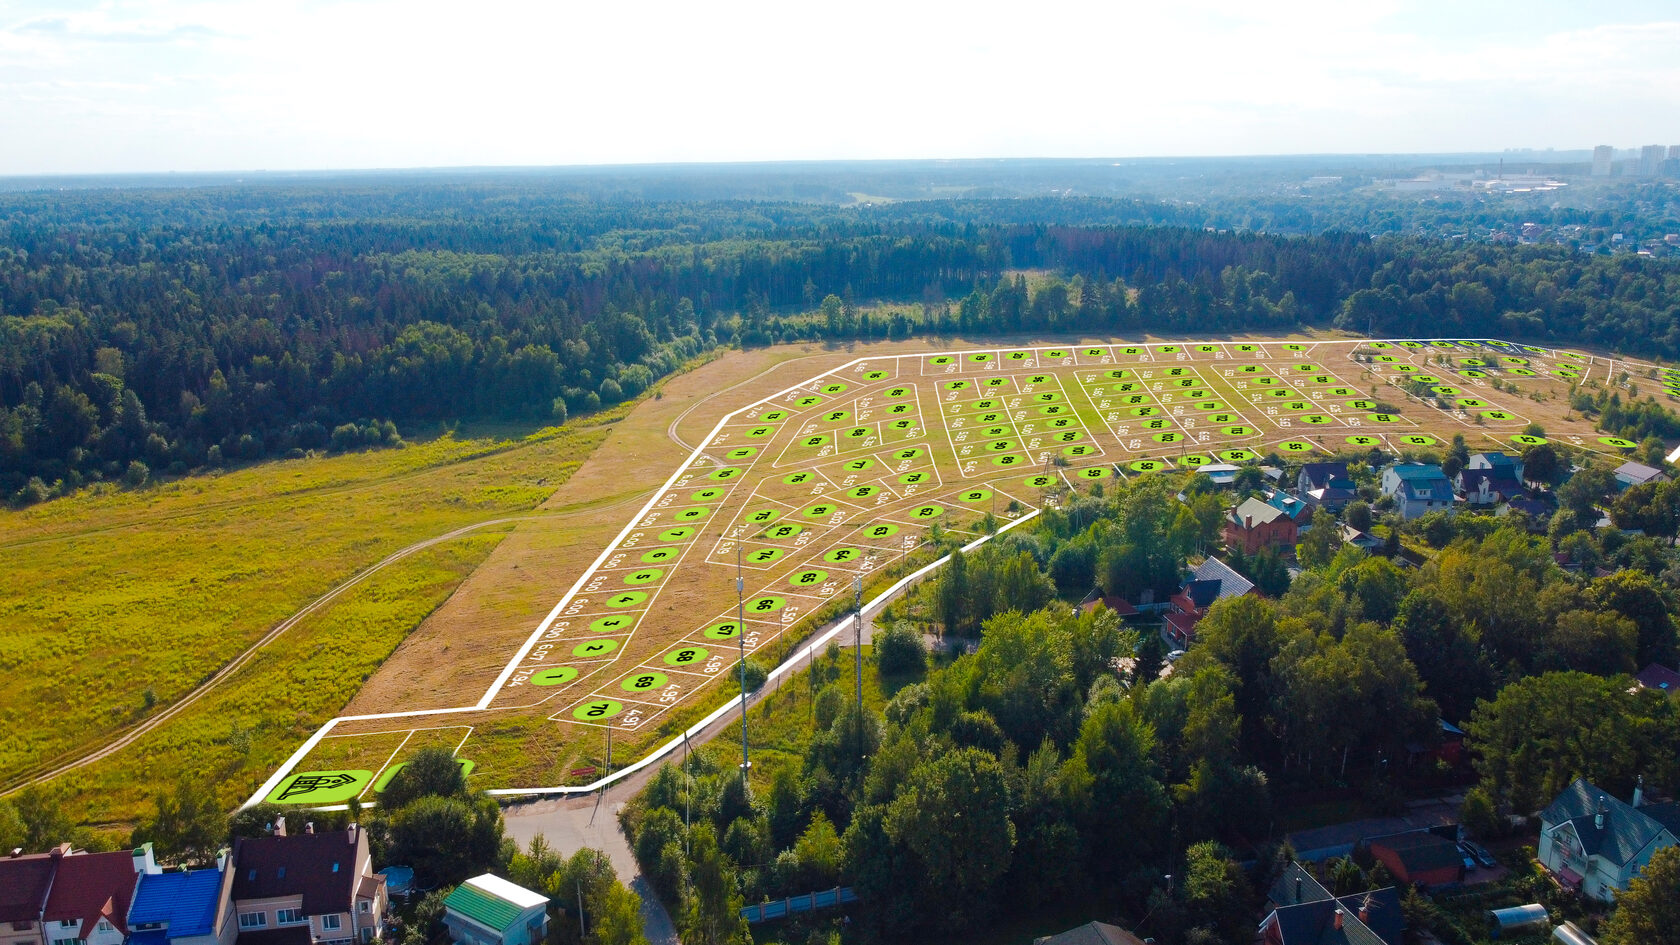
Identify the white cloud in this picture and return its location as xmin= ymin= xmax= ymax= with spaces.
xmin=0 ymin=0 xmax=1677 ymax=173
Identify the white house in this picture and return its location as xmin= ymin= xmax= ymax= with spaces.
xmin=1537 ymin=778 xmax=1680 ymax=902
xmin=441 ymin=875 xmax=547 ymax=945
xmin=1380 ymin=464 xmax=1454 ymax=520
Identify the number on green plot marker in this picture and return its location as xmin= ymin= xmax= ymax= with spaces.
xmin=704 ymin=622 xmax=740 ymax=640
xmin=790 ymin=569 xmax=828 ymax=587
xmin=864 ymin=523 xmax=899 ymax=539
xmin=622 ymin=672 xmax=669 ymax=692
xmin=623 ymin=568 xmax=662 ymax=585
xmin=761 ymin=410 xmax=786 ymax=421
xmin=691 ymin=488 xmax=724 ymax=501
xmin=531 ymin=666 xmax=579 ymax=687
xmin=573 ymin=639 xmax=620 ymax=657
xmin=1025 ymin=474 xmax=1056 ymax=488
xmin=1153 ymin=432 xmax=1181 ymax=443
xmin=1481 ymin=411 xmax=1512 ymax=421
xmin=674 ymin=507 xmax=709 ymax=521
xmin=1367 ymin=414 xmax=1400 ymax=423
xmin=1220 ymin=449 xmax=1255 ymax=462
xmin=1080 ymin=467 xmax=1109 ymax=480
xmin=746 ymin=426 xmax=775 ymax=437
xmin=824 ymin=547 xmax=862 ymax=564
xmin=1511 ymin=434 xmax=1547 ymax=445
xmin=802 ymin=503 xmax=835 ymax=518
xmin=764 ymin=523 xmax=804 ymax=540
xmin=911 ymin=504 xmax=943 ymax=518
xmin=969 ymin=352 xmax=992 ymax=362
xmin=848 ymin=485 xmax=878 ymax=499
xmin=1129 ymin=460 xmax=1163 ymax=472
xmin=725 ymin=446 xmax=757 ymax=459
xmin=604 ymin=592 xmax=646 ymax=609
xmin=1064 ymin=444 xmax=1095 ymax=457
xmin=573 ymin=700 xmax=623 ymax=721
xmin=1280 ymin=441 xmax=1315 ymax=453
xmin=708 ymin=468 xmax=740 ymax=481
xmin=589 ymin=615 xmax=633 ymax=633
xmin=993 ymin=454 xmax=1023 ymax=466
xmin=747 ymin=596 xmax=785 ymax=613
xmin=640 ymin=547 xmax=679 ymax=564
xmin=1346 ymin=436 xmax=1380 ymax=447
xmin=823 ymin=410 xmax=850 ymax=423
xmin=900 ymin=471 xmax=929 ymax=485
xmin=802 ymin=435 xmax=828 ymax=447
xmin=747 ymin=548 xmax=784 ymax=564
xmin=745 ymin=508 xmax=781 ymax=525
xmin=1599 ymin=437 xmax=1637 ymax=449
xmin=1301 ymin=415 xmax=1332 ymax=425
xmin=1222 ymin=425 xmax=1251 ymax=435
xmin=1401 ymin=435 xmax=1437 ymax=446
xmin=822 ymin=383 xmax=849 ymax=394
xmin=958 ymin=489 xmax=992 ymax=502
xmin=1180 ymin=455 xmax=1212 ymax=467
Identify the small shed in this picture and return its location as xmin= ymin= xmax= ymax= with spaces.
xmin=442 ymin=874 xmax=548 ymax=945
xmin=1486 ymin=904 xmax=1548 ymax=938
xmin=1552 ymin=921 xmax=1597 ymax=945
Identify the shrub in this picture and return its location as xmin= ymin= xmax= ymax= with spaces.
xmin=875 ymin=621 xmax=926 ymax=676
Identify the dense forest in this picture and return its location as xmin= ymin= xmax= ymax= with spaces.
xmin=3 ymin=181 xmax=1680 ymax=504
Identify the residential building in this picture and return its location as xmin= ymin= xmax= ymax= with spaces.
xmin=1613 ymin=461 xmax=1669 ymax=489
xmin=441 ymin=876 xmax=546 ymax=945
xmin=1260 ymin=862 xmax=1404 ymax=945
xmin=1033 ymin=922 xmax=1148 ymax=945
xmin=1537 ymin=778 xmax=1680 ymax=902
xmin=1340 ymin=524 xmax=1383 ymax=552
xmin=1224 ymin=496 xmax=1298 ymax=554
xmin=1298 ymin=462 xmax=1357 ymax=511
xmin=1467 ymin=451 xmax=1524 ymax=483
xmin=129 ymin=862 xmax=236 ymax=945
xmin=231 ymin=824 xmax=386 ymax=945
xmin=1362 ymin=831 xmax=1464 ymax=887
xmin=1592 ymin=145 xmax=1614 ymax=177
xmin=41 ymin=848 xmax=152 ymax=945
xmin=1266 ymin=491 xmax=1313 ymax=528
xmin=1456 ymin=468 xmax=1525 ymax=506
xmin=0 ymin=846 xmax=62 ymax=945
xmin=1380 ymin=464 xmax=1454 ymax=520
xmin=1633 ymin=662 xmax=1680 ymax=694
xmin=1639 ymin=145 xmax=1665 ymax=178
xmin=1165 ymin=557 xmax=1255 ymax=648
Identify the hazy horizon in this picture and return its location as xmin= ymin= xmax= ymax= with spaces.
xmin=2 ymin=0 xmax=1678 ymax=176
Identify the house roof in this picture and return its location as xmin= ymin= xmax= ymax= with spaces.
xmin=444 ymin=875 xmax=545 ymax=934
xmin=1266 ymin=492 xmax=1311 ymax=521
xmin=1635 ymin=662 xmax=1680 ymax=693
xmin=1190 ymin=557 xmax=1255 ymax=600
xmin=1263 ymin=865 xmax=1403 ymax=945
xmin=1033 ymin=921 xmax=1147 ymax=945
xmin=231 ymin=829 xmax=362 ymax=915
xmin=1367 ymin=831 xmax=1462 ymax=876
xmin=1459 ymin=469 xmax=1523 ymax=495
xmin=1387 ymin=463 xmax=1448 ymax=482
xmin=1301 ymin=462 xmax=1352 ymax=489
xmin=42 ymin=851 xmax=140 ymax=937
xmin=1470 ymin=452 xmax=1518 ymax=470
xmin=1542 ymin=778 xmax=1680 ymax=866
xmin=1181 ymin=579 xmax=1223 ymax=610
xmin=1615 ymin=461 xmax=1667 ymax=484
xmin=0 ymin=849 xmax=61 ymax=923
xmin=1231 ymin=496 xmax=1288 ymax=528
xmin=130 ymin=868 xmax=224 ymax=939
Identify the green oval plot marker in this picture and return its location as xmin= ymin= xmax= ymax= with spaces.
xmin=794 ymin=396 xmax=823 ymax=408
xmin=573 ymin=639 xmax=620 ymax=657
xmin=691 ymin=488 xmax=725 ymax=502
xmin=844 ymin=426 xmax=872 ymax=439
xmin=911 ymin=504 xmax=944 ymax=519
xmin=1511 ymin=434 xmax=1547 ymax=446
xmin=745 ymin=425 xmax=775 ymax=438
xmin=980 ymin=425 xmax=1010 ymax=437
xmin=1025 ymin=474 xmax=1057 ymax=488
xmin=590 ymin=615 xmax=634 ymax=633
xmin=1064 ymin=444 xmax=1095 ymax=457
xmin=847 ymin=485 xmax=879 ymax=500
xmin=801 ymin=435 xmax=828 ymax=448
xmin=1510 ymin=368 xmax=1538 ymax=376
xmin=573 ymin=699 xmax=623 ymax=721
xmin=1220 ymin=449 xmax=1256 ymax=462
xmin=1156 ymin=345 xmax=1180 ymax=354
xmin=1293 ymin=363 xmax=1318 ymax=372
xmin=1153 ymin=431 xmax=1182 ymax=443
xmin=863 ymin=370 xmax=888 ymax=380
xmin=958 ymin=488 xmax=993 ymax=503
xmin=1130 ymin=405 xmax=1158 ymax=417
xmin=746 ymin=596 xmax=786 ymax=614
xmin=888 ymin=403 xmax=915 ymax=415
xmin=930 ymin=356 xmax=953 ymax=365
xmin=673 ymin=507 xmax=710 ymax=522
xmin=1346 ymin=435 xmax=1381 ymax=447
xmin=621 ymin=672 xmax=669 ymax=693
xmin=1300 ymin=415 xmax=1333 ymax=425
xmin=824 ymin=547 xmax=863 ymax=564
xmin=1279 ymin=441 xmax=1315 ymax=453
xmin=1330 ymin=387 xmax=1355 ymax=396
xmin=983 ymin=377 xmax=1008 ymax=388
xmin=764 ymin=523 xmax=804 ymax=540
xmin=987 ymin=439 xmax=1019 ymax=452
xmin=1393 ymin=364 xmax=1417 ymax=372
xmin=1039 ymin=404 xmax=1066 ymax=415
xmin=1180 ymin=455 xmax=1213 ymax=467
xmin=968 ymin=352 xmax=992 ymax=362
xmin=945 ymin=380 xmax=970 ymax=391
xmin=1399 ymin=341 xmax=1425 ymax=348
xmin=1461 ymin=371 xmax=1488 ymax=378
xmin=724 ymin=446 xmax=757 ymax=460
xmin=1456 ymin=398 xmax=1486 ymax=408
xmin=900 ymin=471 xmax=930 ymax=485
xmin=1222 ymin=425 xmax=1252 ymax=436
xmin=1106 ymin=369 xmax=1131 ymax=379
xmin=1079 ymin=467 xmax=1110 ymax=480
xmin=1367 ymin=413 xmax=1401 ymax=423
xmin=746 ymin=547 xmax=784 ymax=565
xmin=863 ymin=523 xmax=900 ymax=539
xmin=1084 ymin=347 xmax=1107 ymax=357
xmin=1432 ymin=386 xmax=1460 ymax=396
xmin=992 ymin=454 xmax=1024 ymax=466
xmin=842 ymin=458 xmax=877 ymax=473
xmin=1370 ymin=341 xmax=1393 ymax=349
xmin=1400 ymin=435 xmax=1438 ymax=447
xmin=1008 ymin=351 xmax=1032 ymax=361
xmin=790 ymin=569 xmax=829 ymax=588
xmin=704 ymin=622 xmax=741 ymax=640
xmin=623 ymin=568 xmax=663 ymax=585
xmin=822 ymin=410 xmax=850 ymax=423
xmin=745 ymin=508 xmax=782 ymax=526
xmin=1283 ymin=343 xmax=1305 ymax=351
xmin=1480 ymin=410 xmax=1513 ymax=421
xmin=1599 ymin=436 xmax=1638 ymax=449
xmin=1196 ymin=400 xmax=1225 ymax=410
xmin=531 ymin=666 xmax=579 ymax=687
xmin=885 ymin=386 xmax=911 ymax=398
xmin=707 ymin=468 xmax=741 ymax=482
xmin=821 ymin=383 xmax=849 ymax=394
xmin=802 ymin=503 xmax=836 ymax=518
xmin=760 ymin=410 xmax=787 ymax=421
xmin=602 ymin=592 xmax=646 ymax=610
xmin=783 ymin=471 xmax=815 ymax=485
xmin=1046 ymin=350 xmax=1070 ymax=359
xmin=1197 ymin=344 xmax=1218 ymax=353
xmin=640 ymin=547 xmax=679 ymax=564
xmin=1129 ymin=460 xmax=1164 ymax=472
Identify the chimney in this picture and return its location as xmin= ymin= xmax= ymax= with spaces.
xmin=304 ymin=822 xmax=314 ymax=834
xmin=1294 ymin=876 xmax=1302 ymax=901
xmin=133 ymin=842 xmax=160 ymax=875
xmin=347 ymin=823 xmax=359 ymax=847
xmin=1360 ymin=894 xmax=1372 ymax=925
xmin=1334 ymin=909 xmax=1344 ymax=931
xmin=1633 ymin=775 xmax=1645 ymax=809
xmin=1595 ymin=797 xmax=1607 ymax=830
xmin=272 ymin=816 xmax=287 ymax=837
xmin=216 ymin=848 xmax=230 ymax=872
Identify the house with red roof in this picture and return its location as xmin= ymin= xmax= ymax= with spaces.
xmin=40 ymin=847 xmax=156 ymax=945
xmin=230 ymin=822 xmax=385 ymax=945
xmin=1 ymin=846 xmax=66 ymax=945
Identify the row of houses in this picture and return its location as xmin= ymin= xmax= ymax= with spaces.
xmin=0 ymin=821 xmax=385 ymax=945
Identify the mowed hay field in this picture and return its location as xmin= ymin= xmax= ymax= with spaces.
xmin=0 ymin=417 xmax=611 ymax=814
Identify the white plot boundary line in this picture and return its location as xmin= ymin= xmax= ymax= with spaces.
xmin=239 ymin=336 xmax=1610 ymax=809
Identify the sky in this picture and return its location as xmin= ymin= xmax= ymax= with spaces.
xmin=1 ymin=0 xmax=1678 ymax=175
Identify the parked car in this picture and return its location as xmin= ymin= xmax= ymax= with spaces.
xmin=1457 ymin=845 xmax=1478 ymax=871
xmin=1463 ymin=840 xmax=1498 ymax=868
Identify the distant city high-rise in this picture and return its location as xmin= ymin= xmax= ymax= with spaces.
xmin=1592 ymin=145 xmax=1614 ymax=176
xmin=1639 ymin=145 xmax=1665 ymax=177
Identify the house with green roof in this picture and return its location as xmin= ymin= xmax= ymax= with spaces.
xmin=441 ymin=876 xmax=546 ymax=945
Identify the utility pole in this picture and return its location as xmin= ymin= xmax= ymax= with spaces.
xmin=576 ymin=877 xmax=585 ymax=938
xmin=684 ymin=731 xmax=691 ymax=858
xmin=737 ymin=547 xmax=750 ymax=787
xmin=853 ymin=576 xmax=864 ymax=762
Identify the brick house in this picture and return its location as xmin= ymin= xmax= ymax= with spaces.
xmin=231 ymin=824 xmax=386 ymax=945
xmin=1224 ymin=496 xmax=1298 ymax=555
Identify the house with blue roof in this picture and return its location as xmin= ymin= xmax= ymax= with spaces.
xmin=1538 ymin=777 xmax=1680 ymax=902
xmin=128 ymin=865 xmax=235 ymax=945
xmin=1379 ymin=464 xmax=1454 ymax=520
